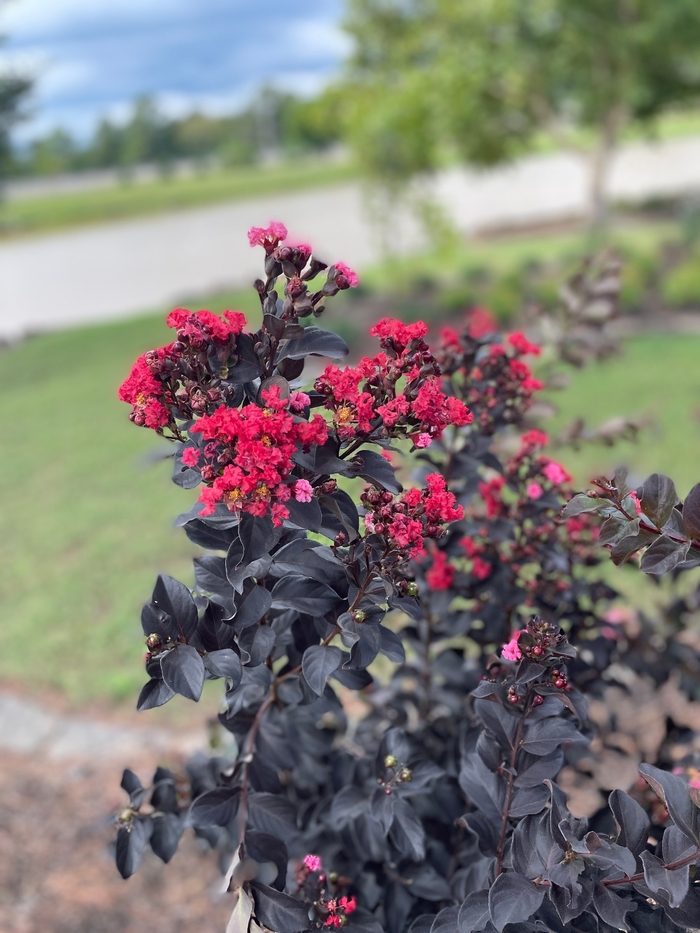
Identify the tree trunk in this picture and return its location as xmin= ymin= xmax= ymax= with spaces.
xmin=588 ymin=107 xmax=625 ymax=231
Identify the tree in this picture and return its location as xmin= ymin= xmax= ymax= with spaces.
xmin=0 ymin=50 xmax=32 ymax=184
xmin=341 ymin=0 xmax=700 ymax=225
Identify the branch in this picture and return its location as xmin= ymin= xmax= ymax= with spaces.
xmin=602 ymin=846 xmax=700 ymax=888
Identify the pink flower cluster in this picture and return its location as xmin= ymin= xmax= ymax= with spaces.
xmin=118 ymin=354 xmax=171 ymax=429
xmin=323 ymin=896 xmax=357 ymax=928
xmin=362 ymin=474 xmax=464 ymax=559
xmin=118 ymin=308 xmax=249 ymax=430
xmin=188 ymin=386 xmax=328 ymax=525
xmin=166 ymin=308 xmax=247 ymax=344
xmin=315 ymin=319 xmax=472 ymax=444
xmin=425 ymin=549 xmax=455 ymax=590
xmin=437 ymin=319 xmax=544 ymax=435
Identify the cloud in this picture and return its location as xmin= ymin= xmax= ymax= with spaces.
xmin=1 ymin=0 xmax=348 ymax=141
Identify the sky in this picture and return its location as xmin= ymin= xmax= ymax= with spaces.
xmin=0 ymin=0 xmax=350 ymax=143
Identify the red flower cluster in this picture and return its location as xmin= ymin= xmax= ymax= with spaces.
xmin=118 ymin=354 xmax=171 ymax=429
xmin=322 ymin=896 xmax=357 ymax=928
xmin=118 ymin=308 xmax=249 ymax=430
xmin=425 ymin=549 xmax=455 ymax=590
xmin=437 ymin=318 xmax=544 ymax=435
xmin=166 ymin=308 xmax=247 ymax=344
xmin=315 ymin=319 xmax=471 ymax=445
xmin=362 ymin=474 xmax=464 ymax=559
xmin=189 ymin=387 xmax=328 ymax=525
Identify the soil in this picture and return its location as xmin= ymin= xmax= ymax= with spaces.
xmin=0 ymin=694 xmax=234 ymax=933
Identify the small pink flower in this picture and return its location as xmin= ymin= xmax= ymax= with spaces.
xmin=543 ymin=461 xmax=571 ymax=485
xmin=600 ymin=626 xmax=622 ymax=640
xmin=247 ymin=221 xmax=288 ymax=248
xmin=629 ymin=491 xmax=642 ymax=515
xmin=289 ymin=391 xmax=311 ymax=412
xmin=304 ymin=854 xmax=322 ymax=872
xmin=181 ymin=446 xmax=200 ymax=467
xmin=501 ymin=632 xmax=523 ymax=662
xmin=527 ymin=482 xmax=543 ymax=500
xmin=293 ymin=479 xmax=314 ymax=503
xmin=415 ymin=433 xmax=432 ymax=448
xmin=690 ymin=777 xmax=700 ymax=790
xmin=334 ymin=261 xmax=359 ymax=287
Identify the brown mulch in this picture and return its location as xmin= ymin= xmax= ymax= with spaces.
xmin=0 ymin=747 xmax=233 ymax=933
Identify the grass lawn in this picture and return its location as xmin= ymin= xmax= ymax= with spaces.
xmin=544 ymin=333 xmax=700 ymax=498
xmin=0 ymin=157 xmax=357 ymax=241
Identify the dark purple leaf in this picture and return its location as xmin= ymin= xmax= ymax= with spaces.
xmin=160 ymin=644 xmax=205 ymax=701
xmin=271 ymin=574 xmax=342 ymax=615
xmin=638 ymin=473 xmax=678 ymax=529
xmin=609 ymin=789 xmax=650 ymax=857
xmin=345 ymin=449 xmax=402 ymax=494
xmin=640 ymin=535 xmax=690 ymax=574
xmin=302 ymin=644 xmax=344 ymax=695
xmin=370 ymin=786 xmax=395 ymax=833
xmin=248 ymin=793 xmax=299 ymax=842
xmin=639 ymin=763 xmax=698 ymax=843
xmin=487 ymin=872 xmax=544 ymax=932
xmin=430 ymin=907 xmax=460 ymax=932
xmin=151 ymin=574 xmax=198 ymax=643
xmin=277 ymin=326 xmax=349 ymax=361
xmin=136 ymin=677 xmax=175 ymax=711
xmin=150 ymin=812 xmax=182 ymax=863
xmin=203 ymin=648 xmax=242 ymax=687
xmin=238 ymin=624 xmax=276 ymax=667
xmin=250 ymin=882 xmax=310 ymax=933
xmin=232 ymin=581 xmax=272 ymax=633
xmin=682 ymin=482 xmax=700 ymax=538
xmin=115 ymin=818 xmax=150 ymax=879
xmin=120 ymin=768 xmax=145 ymax=809
xmin=457 ymin=889 xmax=490 ymax=933
xmin=389 ymin=798 xmax=425 ymax=861
xmin=379 ymin=626 xmax=405 ymax=663
xmin=190 ymin=787 xmax=240 ymax=828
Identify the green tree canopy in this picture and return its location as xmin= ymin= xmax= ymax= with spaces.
xmin=342 ymin=0 xmax=700 ymax=222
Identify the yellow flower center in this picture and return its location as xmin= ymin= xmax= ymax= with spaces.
xmin=337 ymin=406 xmax=353 ymax=424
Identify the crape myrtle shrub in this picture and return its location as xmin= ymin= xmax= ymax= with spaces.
xmin=115 ymin=223 xmax=700 ymax=933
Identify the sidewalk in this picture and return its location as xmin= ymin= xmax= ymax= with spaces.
xmin=2 ymin=135 xmax=700 ymax=341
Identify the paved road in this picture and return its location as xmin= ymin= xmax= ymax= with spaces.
xmin=3 ymin=135 xmax=700 ymax=341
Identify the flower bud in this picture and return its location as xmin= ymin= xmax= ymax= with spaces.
xmin=399 ymin=768 xmax=412 ymax=782
xmin=352 ymin=610 xmax=367 ymax=623
xmin=384 ymin=754 xmax=398 ymax=769
xmin=406 ymin=582 xmax=419 ymax=597
xmin=145 ymin=633 xmax=162 ymax=650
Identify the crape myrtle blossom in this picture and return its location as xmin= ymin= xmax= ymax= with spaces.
xmin=436 ymin=320 xmax=544 ymax=435
xmin=192 ymin=386 xmax=328 ymax=525
xmin=362 ymin=474 xmax=463 ymax=560
xmin=315 ymin=318 xmax=472 ymax=444
xmin=118 ymin=307 xmax=248 ymax=431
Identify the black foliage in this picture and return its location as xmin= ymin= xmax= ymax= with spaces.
xmin=113 ymin=242 xmax=700 ymax=933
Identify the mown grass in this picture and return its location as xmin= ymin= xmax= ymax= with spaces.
xmin=0 ymin=157 xmax=357 ymax=240
xmin=544 ymin=332 xmax=700 ymax=497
